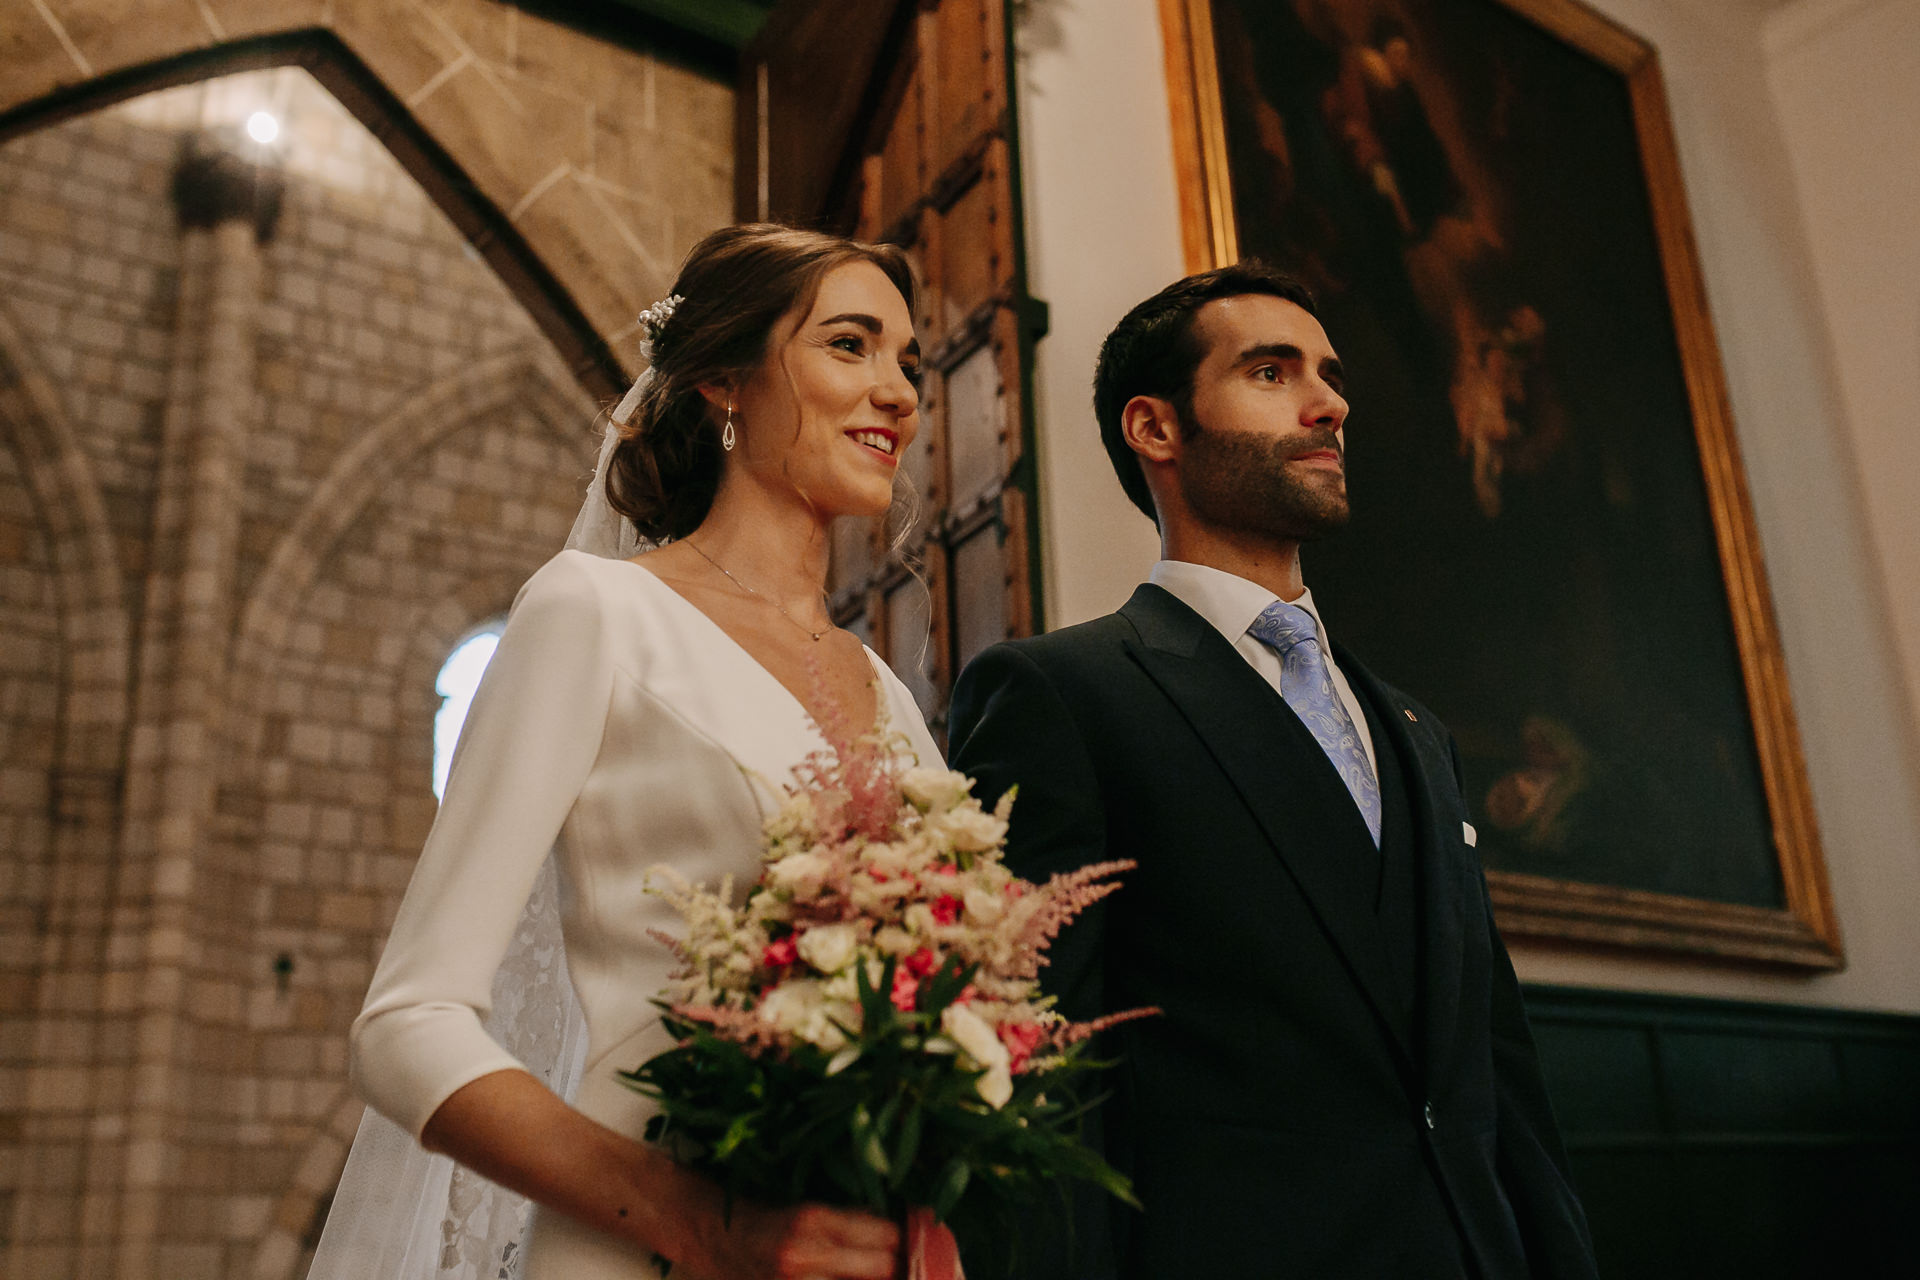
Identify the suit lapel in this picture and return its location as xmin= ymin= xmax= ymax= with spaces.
xmin=1339 ymin=652 xmax=1465 ymax=1086
xmin=1119 ymin=586 xmax=1416 ymax=1078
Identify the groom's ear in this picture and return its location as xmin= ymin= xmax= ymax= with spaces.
xmin=1122 ymin=395 xmax=1182 ymax=465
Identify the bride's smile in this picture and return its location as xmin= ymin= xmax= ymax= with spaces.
xmin=723 ymin=258 xmax=922 ymax=524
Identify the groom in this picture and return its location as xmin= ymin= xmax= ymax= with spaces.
xmin=949 ymin=264 xmax=1598 ymax=1278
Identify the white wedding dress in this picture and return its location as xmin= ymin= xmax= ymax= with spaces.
xmin=347 ymin=549 xmax=942 ymax=1278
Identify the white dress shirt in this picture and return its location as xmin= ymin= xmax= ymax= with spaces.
xmin=1148 ymin=559 xmax=1378 ymax=777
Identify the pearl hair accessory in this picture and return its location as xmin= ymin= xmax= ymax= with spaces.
xmin=612 ymin=293 xmax=685 ymax=425
xmin=635 ymin=293 xmax=684 ymax=363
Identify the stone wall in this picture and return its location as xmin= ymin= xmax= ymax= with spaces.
xmin=0 ymin=60 xmax=730 ymax=1279
xmin=4 ymin=0 xmax=735 ymax=362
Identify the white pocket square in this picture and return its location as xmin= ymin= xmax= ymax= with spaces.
xmin=1462 ymin=822 xmax=1478 ymax=847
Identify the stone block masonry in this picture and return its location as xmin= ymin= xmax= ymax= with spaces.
xmin=0 ymin=56 xmax=732 ymax=1279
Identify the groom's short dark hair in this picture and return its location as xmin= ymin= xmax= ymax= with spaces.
xmin=1093 ymin=262 xmax=1319 ymax=522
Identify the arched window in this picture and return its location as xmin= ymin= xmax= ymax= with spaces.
xmin=432 ymin=622 xmax=504 ymax=799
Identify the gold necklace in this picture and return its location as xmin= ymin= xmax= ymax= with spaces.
xmin=683 ymin=537 xmax=831 ymax=642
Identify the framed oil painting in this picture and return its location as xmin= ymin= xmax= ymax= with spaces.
xmin=1158 ymin=0 xmax=1841 ymax=966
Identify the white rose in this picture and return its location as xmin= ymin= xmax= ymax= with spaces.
xmin=862 ymin=842 xmax=911 ymax=877
xmin=796 ymin=923 xmax=859 ymax=975
xmin=901 ymin=767 xmax=972 ymax=812
xmin=941 ymin=1004 xmax=1013 ymax=1109
xmin=962 ymin=886 xmax=1004 ymax=925
xmin=757 ymin=979 xmax=823 ymax=1035
xmin=767 ymin=851 xmax=830 ymax=897
xmin=977 ymin=1060 xmax=1013 ymax=1109
xmin=799 ymin=1001 xmax=856 ymax=1053
xmin=935 ymin=805 xmax=1007 ymax=853
xmin=873 ymin=925 xmax=918 ymax=957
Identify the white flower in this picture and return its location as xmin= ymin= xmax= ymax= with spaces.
xmin=767 ymin=851 xmax=830 ymax=897
xmin=942 ymin=1004 xmax=1013 ymax=1109
xmin=872 ymin=925 xmax=917 ymax=957
xmin=804 ymin=1002 xmax=859 ymax=1053
xmin=861 ymin=841 xmax=911 ymax=878
xmin=796 ymin=923 xmax=858 ymax=975
xmin=933 ymin=804 xmax=1007 ymax=853
xmin=758 ymin=978 xmax=823 ymax=1034
xmin=901 ymin=768 xmax=971 ymax=813
xmin=962 ymin=886 xmax=1004 ymax=925
xmin=757 ymin=979 xmax=855 ymax=1052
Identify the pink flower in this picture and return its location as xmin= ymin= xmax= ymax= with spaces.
xmin=905 ymin=946 xmax=940 ymax=978
xmin=931 ymin=895 xmax=962 ymax=926
xmin=762 ymin=936 xmax=798 ymax=969
xmin=998 ymin=1019 xmax=1047 ymax=1073
xmin=933 ymin=863 xmax=959 ymax=877
xmin=890 ymin=966 xmax=920 ymax=1012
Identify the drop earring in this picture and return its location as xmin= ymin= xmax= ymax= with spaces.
xmin=722 ymin=402 xmax=737 ymax=452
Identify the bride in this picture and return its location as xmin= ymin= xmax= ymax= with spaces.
xmin=330 ymin=224 xmax=938 ymax=1279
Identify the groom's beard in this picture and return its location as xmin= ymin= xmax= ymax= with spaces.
xmin=1176 ymin=414 xmax=1352 ymax=543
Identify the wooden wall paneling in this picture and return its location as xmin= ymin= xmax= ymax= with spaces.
xmin=828 ymin=516 xmax=877 ymax=609
xmin=932 ymin=0 xmax=1003 ymax=179
xmin=874 ymin=39 xmax=927 ymax=238
xmin=990 ymin=304 xmax=1032 ymax=640
xmin=998 ymin=478 xmax=1035 ymax=640
xmin=934 ymin=176 xmax=1001 ymax=331
xmin=1523 ymin=985 xmax=1920 ymax=1278
xmin=880 ymin=548 xmax=951 ymax=727
xmin=898 ymin=216 xmax=946 ymax=531
xmin=950 ymin=512 xmax=1010 ymax=673
xmin=988 ymin=303 xmax=1025 ymax=479
xmin=944 ymin=339 xmax=1005 ymax=513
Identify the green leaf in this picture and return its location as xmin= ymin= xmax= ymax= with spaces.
xmin=712 ymin=1111 xmax=757 ymax=1160
xmin=889 ymin=1102 xmax=923 ymax=1187
xmin=931 ymin=1158 xmax=971 ymax=1220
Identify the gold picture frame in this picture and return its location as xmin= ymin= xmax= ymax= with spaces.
xmin=1159 ymin=0 xmax=1840 ymax=968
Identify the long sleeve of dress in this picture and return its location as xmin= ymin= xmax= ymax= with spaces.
xmin=350 ymin=553 xmax=618 ymax=1139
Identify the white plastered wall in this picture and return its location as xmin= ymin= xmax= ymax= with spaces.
xmin=1012 ymin=0 xmax=1920 ymax=1012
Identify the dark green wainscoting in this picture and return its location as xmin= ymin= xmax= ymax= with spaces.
xmin=1521 ymin=985 xmax=1920 ymax=1279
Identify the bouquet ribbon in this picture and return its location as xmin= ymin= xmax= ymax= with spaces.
xmin=905 ymin=1206 xmax=964 ymax=1280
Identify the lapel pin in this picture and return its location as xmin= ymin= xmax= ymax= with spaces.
xmin=1403 ymin=709 xmax=1418 ymax=722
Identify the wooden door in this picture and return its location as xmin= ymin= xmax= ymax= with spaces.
xmin=740 ymin=0 xmax=1045 ymax=739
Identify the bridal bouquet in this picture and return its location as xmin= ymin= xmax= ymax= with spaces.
xmin=622 ymin=703 xmax=1149 ymax=1266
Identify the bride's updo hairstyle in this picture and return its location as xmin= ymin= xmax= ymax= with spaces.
xmin=606 ymin=223 xmax=917 ymax=541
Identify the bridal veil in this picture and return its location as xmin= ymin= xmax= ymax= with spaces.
xmin=306 ymin=378 xmax=647 ymax=1279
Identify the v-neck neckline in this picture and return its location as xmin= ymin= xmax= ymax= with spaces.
xmin=610 ymin=555 xmax=886 ymax=740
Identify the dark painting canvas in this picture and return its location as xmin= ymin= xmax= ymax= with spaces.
xmin=1202 ymin=0 xmax=1785 ymax=908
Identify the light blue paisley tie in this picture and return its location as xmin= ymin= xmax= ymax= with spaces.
xmin=1248 ymin=599 xmax=1383 ymax=846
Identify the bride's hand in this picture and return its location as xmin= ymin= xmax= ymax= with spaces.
xmin=417 ymin=1072 xmax=901 ymax=1278
xmin=682 ymin=1198 xmax=901 ymax=1280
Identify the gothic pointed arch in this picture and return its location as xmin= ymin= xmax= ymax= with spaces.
xmin=0 ymin=298 xmax=132 ymax=804
xmin=0 ymin=19 xmax=739 ymax=402
xmin=226 ymin=344 xmax=592 ymax=724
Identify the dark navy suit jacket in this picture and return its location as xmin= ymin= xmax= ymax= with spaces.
xmin=948 ymin=585 xmax=1597 ymax=1279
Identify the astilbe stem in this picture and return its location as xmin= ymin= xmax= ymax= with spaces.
xmin=1050 ymin=1005 xmax=1163 ymax=1051
xmin=670 ymin=1002 xmax=784 ymax=1053
xmin=797 ymin=651 xmax=898 ymax=841
xmin=1007 ymin=860 xmax=1137 ymax=980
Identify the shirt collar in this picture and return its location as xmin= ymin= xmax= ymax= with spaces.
xmin=1148 ymin=559 xmax=1334 ymax=651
